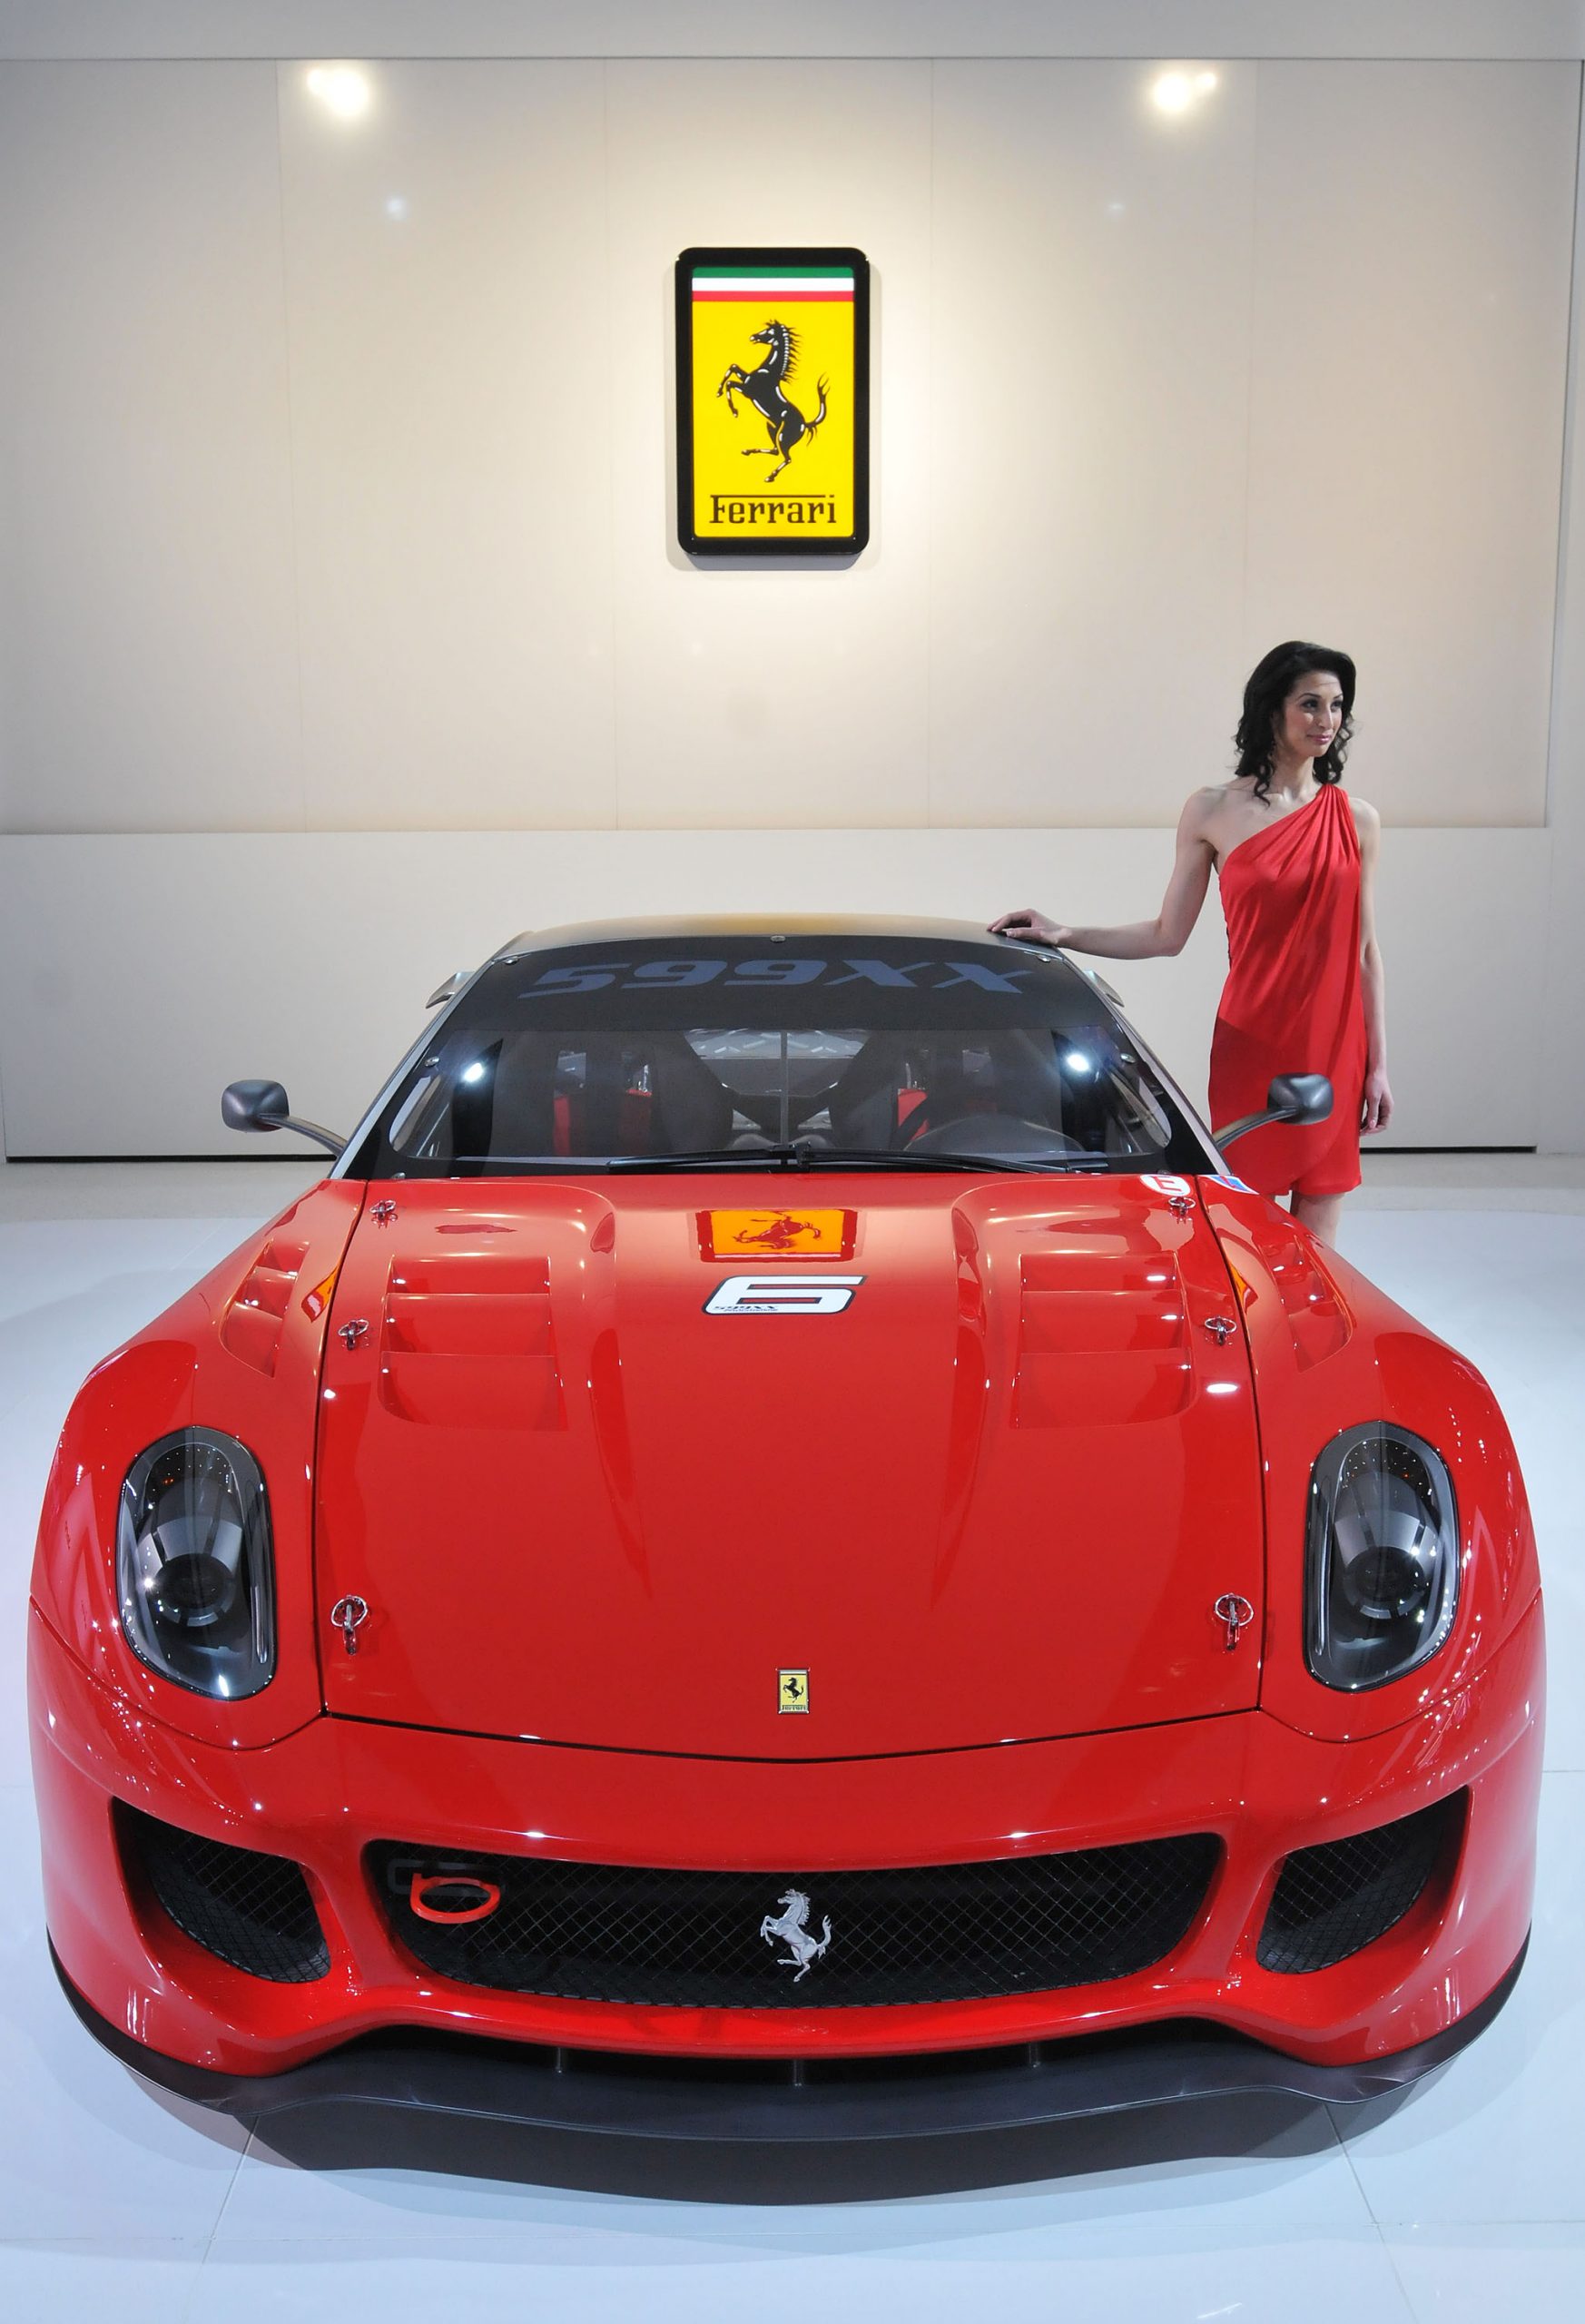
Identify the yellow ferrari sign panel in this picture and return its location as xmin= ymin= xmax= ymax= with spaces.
xmin=676 ymin=247 xmax=870 ymax=556
xmin=778 ymin=1669 xmax=811 ymax=1713
xmin=704 ymin=1208 xmax=854 ymax=1260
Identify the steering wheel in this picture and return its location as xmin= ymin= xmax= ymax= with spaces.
xmin=901 ymin=1113 xmax=1089 ymax=1157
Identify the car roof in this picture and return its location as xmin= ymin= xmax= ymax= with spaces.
xmin=491 ymin=915 xmax=1049 ymax=960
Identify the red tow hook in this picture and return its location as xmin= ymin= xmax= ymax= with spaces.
xmin=409 ymin=1872 xmax=502 ymax=1925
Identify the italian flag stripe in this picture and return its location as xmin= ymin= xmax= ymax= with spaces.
xmin=692 ymin=266 xmax=853 ymax=299
xmin=694 ymin=290 xmax=852 ymax=300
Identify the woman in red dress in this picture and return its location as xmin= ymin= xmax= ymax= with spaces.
xmin=990 ymin=641 xmax=1393 ymax=1247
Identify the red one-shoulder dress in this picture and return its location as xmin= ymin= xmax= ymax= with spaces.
xmin=1206 ymin=783 xmax=1368 ymax=1199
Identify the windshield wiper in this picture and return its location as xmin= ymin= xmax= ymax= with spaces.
xmin=600 ymin=1141 xmax=1109 ymax=1176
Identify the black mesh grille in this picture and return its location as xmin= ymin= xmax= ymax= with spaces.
xmin=369 ymin=1836 xmax=1219 ymax=2008
xmin=121 ymin=1805 xmax=330 ymax=1984
xmin=1257 ymin=1795 xmax=1461 ymax=1975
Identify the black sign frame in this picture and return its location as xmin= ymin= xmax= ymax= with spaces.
xmin=674 ymin=244 xmax=871 ymax=558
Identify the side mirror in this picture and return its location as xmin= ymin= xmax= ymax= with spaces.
xmin=222 ymin=1079 xmax=345 ymax=1158
xmin=1214 ymin=1072 xmax=1333 ymax=1154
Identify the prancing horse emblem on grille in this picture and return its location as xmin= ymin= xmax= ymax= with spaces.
xmin=760 ymin=1888 xmax=832 ymax=1980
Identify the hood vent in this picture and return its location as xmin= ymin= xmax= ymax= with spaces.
xmin=1260 ymin=1230 xmax=1353 ymax=1370
xmin=220 ymin=1228 xmax=311 ymax=1376
xmin=379 ymin=1254 xmax=564 ymax=1432
xmin=1015 ymin=1248 xmax=1192 ymax=1427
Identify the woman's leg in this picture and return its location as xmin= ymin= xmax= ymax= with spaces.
xmin=1291 ymin=1190 xmax=1345 ymax=1247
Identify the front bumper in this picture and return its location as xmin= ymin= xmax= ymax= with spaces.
xmin=52 ymin=1935 xmax=1528 ymax=2142
xmin=29 ymin=1594 xmax=1543 ymax=2134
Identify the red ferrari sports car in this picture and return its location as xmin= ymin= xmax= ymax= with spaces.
xmin=27 ymin=919 xmax=1543 ymax=2144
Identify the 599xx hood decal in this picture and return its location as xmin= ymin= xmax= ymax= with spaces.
xmin=676 ymin=245 xmax=870 ymax=556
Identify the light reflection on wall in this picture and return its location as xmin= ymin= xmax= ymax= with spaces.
xmin=1150 ymin=66 xmax=1219 ymax=117
xmin=305 ymin=64 xmax=372 ymax=121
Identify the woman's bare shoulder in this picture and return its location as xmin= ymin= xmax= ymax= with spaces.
xmin=1181 ymin=780 xmax=1249 ymax=845
xmin=1180 ymin=783 xmax=1234 ymax=831
xmin=1347 ymin=793 xmax=1382 ymax=842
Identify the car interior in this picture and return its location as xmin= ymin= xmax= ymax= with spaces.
xmin=382 ymin=1025 xmax=1174 ymax=1165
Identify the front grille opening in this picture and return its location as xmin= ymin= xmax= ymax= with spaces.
xmin=1256 ymin=1793 xmax=1464 ymax=1975
xmin=118 ymin=1803 xmax=330 ymax=1984
xmin=369 ymin=1835 xmax=1220 ymax=2009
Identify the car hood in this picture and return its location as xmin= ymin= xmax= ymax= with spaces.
xmin=313 ymin=1174 xmax=1265 ymax=1756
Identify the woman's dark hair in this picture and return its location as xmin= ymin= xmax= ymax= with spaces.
xmin=1234 ymin=641 xmax=1356 ymax=802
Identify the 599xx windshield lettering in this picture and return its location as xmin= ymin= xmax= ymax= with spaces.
xmin=517 ymin=958 xmax=1038 ymax=998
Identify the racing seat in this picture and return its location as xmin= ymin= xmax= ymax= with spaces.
xmin=827 ymin=1034 xmax=924 ymax=1148
xmin=829 ymin=1030 xmax=1070 ymax=1148
xmin=487 ymin=1031 xmax=734 ymax=1159
xmin=643 ymin=1034 xmax=736 ymax=1153
xmin=483 ymin=1034 xmax=556 ymax=1157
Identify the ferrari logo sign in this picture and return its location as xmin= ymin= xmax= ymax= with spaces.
xmin=675 ymin=245 xmax=870 ymax=556
xmin=703 ymin=1208 xmax=853 ymax=1259
xmin=778 ymin=1669 xmax=811 ymax=1713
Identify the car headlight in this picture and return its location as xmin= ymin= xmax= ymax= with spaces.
xmin=1305 ymin=1423 xmax=1459 ymax=1690
xmin=116 ymin=1430 xmax=275 ymax=1698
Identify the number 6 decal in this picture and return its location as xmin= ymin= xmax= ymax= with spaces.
xmin=704 ymin=1275 xmax=863 ymax=1315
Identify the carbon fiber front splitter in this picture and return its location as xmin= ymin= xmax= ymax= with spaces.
xmin=53 ymin=1935 xmax=1526 ymax=2147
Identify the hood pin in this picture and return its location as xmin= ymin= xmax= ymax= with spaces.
xmin=330 ymin=1595 xmax=369 ymax=1656
xmin=1214 ymin=1593 xmax=1255 ymax=1651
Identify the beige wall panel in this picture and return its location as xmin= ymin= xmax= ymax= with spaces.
xmin=603 ymin=61 xmax=932 ymax=829
xmin=278 ymin=61 xmax=616 ymax=831
xmin=929 ymin=62 xmax=1257 ymax=827
xmin=0 ymin=827 xmax=1546 ymax=1157
xmin=0 ymin=62 xmax=301 ymax=832
xmin=1246 ymin=62 xmax=1574 ymax=827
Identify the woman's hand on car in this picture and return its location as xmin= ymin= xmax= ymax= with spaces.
xmin=989 ymin=907 xmax=1070 ymax=946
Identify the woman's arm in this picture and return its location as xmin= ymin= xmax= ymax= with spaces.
xmin=1354 ymin=798 xmax=1393 ymax=1133
xmin=989 ymin=792 xmax=1219 ymax=960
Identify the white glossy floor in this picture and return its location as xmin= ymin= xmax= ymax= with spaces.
xmin=2 ymin=1155 xmax=1581 ymax=2322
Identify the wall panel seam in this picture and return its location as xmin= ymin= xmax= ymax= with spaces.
xmin=926 ymin=54 xmax=937 ymax=828
xmin=602 ymin=59 xmax=624 ymax=832
xmin=1544 ymin=60 xmax=1585 ymax=832
xmin=271 ymin=59 xmax=310 ymax=834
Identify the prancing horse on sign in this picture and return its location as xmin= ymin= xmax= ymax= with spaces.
xmin=718 ymin=320 xmax=829 ymax=483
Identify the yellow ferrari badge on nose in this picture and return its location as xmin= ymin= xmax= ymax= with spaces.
xmin=778 ymin=1669 xmax=810 ymax=1714
xmin=704 ymin=1208 xmax=853 ymax=1259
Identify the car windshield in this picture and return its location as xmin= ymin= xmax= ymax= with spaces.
xmin=349 ymin=935 xmax=1207 ymax=1177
